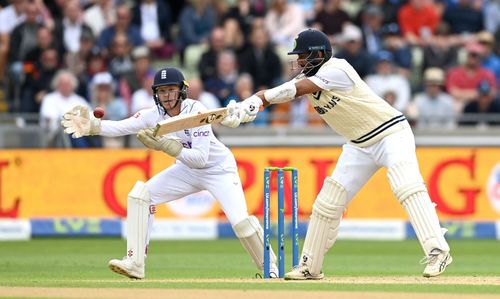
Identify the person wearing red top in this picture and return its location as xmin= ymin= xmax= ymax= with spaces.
xmin=398 ymin=0 xmax=440 ymax=45
xmin=446 ymin=42 xmax=497 ymax=111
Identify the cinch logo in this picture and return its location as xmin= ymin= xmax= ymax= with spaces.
xmin=193 ymin=131 xmax=210 ymax=137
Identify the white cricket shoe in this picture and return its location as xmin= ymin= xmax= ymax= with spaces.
xmin=421 ymin=248 xmax=453 ymax=277
xmin=284 ymin=264 xmax=324 ymax=280
xmin=108 ymin=257 xmax=145 ymax=279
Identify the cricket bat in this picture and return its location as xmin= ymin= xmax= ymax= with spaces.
xmin=153 ymin=107 xmax=228 ymax=137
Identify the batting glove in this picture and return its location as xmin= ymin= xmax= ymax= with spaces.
xmin=239 ymin=95 xmax=263 ymax=123
xmin=220 ymin=100 xmax=242 ymax=128
xmin=137 ymin=128 xmax=183 ymax=157
xmin=61 ymin=105 xmax=101 ymax=138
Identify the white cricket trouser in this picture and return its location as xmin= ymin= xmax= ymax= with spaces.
xmin=332 ymin=127 xmax=421 ymax=203
xmin=145 ymin=161 xmax=249 ymax=225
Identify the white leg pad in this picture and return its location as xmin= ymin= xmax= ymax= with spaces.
xmin=233 ymin=216 xmax=278 ymax=271
xmin=388 ymin=161 xmax=450 ymax=255
xmin=301 ymin=177 xmax=346 ymax=275
xmin=127 ymin=181 xmax=152 ymax=266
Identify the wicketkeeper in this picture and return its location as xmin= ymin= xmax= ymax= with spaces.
xmin=221 ymin=29 xmax=453 ymax=280
xmin=61 ymin=67 xmax=279 ymax=279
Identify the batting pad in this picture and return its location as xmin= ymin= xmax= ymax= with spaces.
xmin=302 ymin=177 xmax=346 ymax=275
xmin=127 ymin=181 xmax=152 ymax=266
xmin=388 ymin=162 xmax=449 ymax=255
xmin=233 ymin=216 xmax=277 ymax=271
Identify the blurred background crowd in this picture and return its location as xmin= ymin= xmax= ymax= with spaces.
xmin=0 ymin=0 xmax=499 ymax=148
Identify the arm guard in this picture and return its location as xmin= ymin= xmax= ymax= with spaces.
xmin=264 ymin=81 xmax=297 ymax=104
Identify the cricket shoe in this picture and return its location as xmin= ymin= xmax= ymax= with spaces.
xmin=108 ymin=257 xmax=145 ymax=279
xmin=421 ymin=248 xmax=453 ymax=277
xmin=284 ymin=264 xmax=324 ymax=280
xmin=255 ymin=265 xmax=279 ymax=279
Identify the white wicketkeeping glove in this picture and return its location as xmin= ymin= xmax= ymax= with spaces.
xmin=61 ymin=105 xmax=101 ymax=138
xmin=220 ymin=100 xmax=242 ymax=128
xmin=238 ymin=95 xmax=263 ymax=123
xmin=137 ymin=128 xmax=183 ymax=157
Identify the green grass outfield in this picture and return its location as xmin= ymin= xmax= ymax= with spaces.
xmin=0 ymin=239 xmax=499 ymax=295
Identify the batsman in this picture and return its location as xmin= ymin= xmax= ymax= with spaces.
xmin=222 ymin=29 xmax=453 ymax=280
xmin=61 ymin=67 xmax=279 ymax=279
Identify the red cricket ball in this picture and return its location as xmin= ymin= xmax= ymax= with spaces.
xmin=93 ymin=107 xmax=105 ymax=119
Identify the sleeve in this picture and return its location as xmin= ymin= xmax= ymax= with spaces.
xmin=307 ymin=67 xmax=354 ymax=91
xmin=176 ymin=124 xmax=212 ymax=168
xmin=100 ymin=109 xmax=157 ymax=137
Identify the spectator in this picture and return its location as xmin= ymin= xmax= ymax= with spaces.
xmin=40 ymin=70 xmax=97 ymax=148
xmin=409 ymin=68 xmax=456 ymax=130
xmin=97 ymin=4 xmax=143 ymax=57
xmin=120 ymin=45 xmax=154 ymax=114
xmin=398 ymin=0 xmax=440 ymax=45
xmin=335 ymin=24 xmax=374 ymax=79
xmin=461 ymin=80 xmax=500 ymax=126
xmin=422 ymin=22 xmax=459 ymax=75
xmin=222 ymin=0 xmax=265 ymax=51
xmin=477 ymin=31 xmax=500 ymax=84
xmin=176 ymin=0 xmax=216 ymax=65
xmin=265 ymin=0 xmax=306 ymax=50
xmin=0 ymin=0 xmax=26 ymax=83
xmin=198 ymin=27 xmax=227 ymax=83
xmin=187 ymin=77 xmax=220 ymax=110
xmin=90 ymin=72 xmax=127 ymax=148
xmin=20 ymin=47 xmax=60 ymax=112
xmin=365 ymin=50 xmax=411 ymax=112
xmin=359 ymin=5 xmax=385 ymax=55
xmin=130 ymin=72 xmax=154 ymax=114
xmin=355 ymin=0 xmax=400 ymax=27
xmin=131 ymin=0 xmax=175 ymax=59
xmin=24 ymin=26 xmax=59 ymax=66
xmin=85 ymin=51 xmax=106 ymax=82
xmin=380 ymin=23 xmax=412 ymax=77
xmin=204 ymin=50 xmax=239 ymax=106
xmin=8 ymin=1 xmax=42 ymax=64
xmin=313 ymin=0 xmax=350 ymax=39
xmin=443 ymin=0 xmax=483 ymax=34
xmin=83 ymin=0 xmax=115 ymax=37
xmin=484 ymin=0 xmax=500 ymax=34
xmin=446 ymin=42 xmax=497 ymax=110
xmin=238 ymin=26 xmax=283 ymax=91
xmin=65 ymin=29 xmax=96 ymax=99
xmin=90 ymin=72 xmax=126 ymax=121
xmin=53 ymin=0 xmax=93 ymax=55
xmin=107 ymin=33 xmax=133 ymax=80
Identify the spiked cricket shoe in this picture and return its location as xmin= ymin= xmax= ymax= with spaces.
xmin=422 ymin=249 xmax=453 ymax=277
xmin=284 ymin=264 xmax=324 ymax=280
xmin=108 ymin=257 xmax=145 ymax=279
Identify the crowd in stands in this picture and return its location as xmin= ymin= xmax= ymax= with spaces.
xmin=0 ymin=0 xmax=499 ymax=148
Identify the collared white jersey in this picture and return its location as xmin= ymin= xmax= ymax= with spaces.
xmin=100 ymin=99 xmax=233 ymax=169
xmin=297 ymin=58 xmax=409 ymax=147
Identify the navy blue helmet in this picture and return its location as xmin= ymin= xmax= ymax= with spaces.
xmin=151 ymin=67 xmax=189 ymax=114
xmin=288 ymin=29 xmax=332 ymax=77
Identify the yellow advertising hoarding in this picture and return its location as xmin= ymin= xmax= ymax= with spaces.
xmin=0 ymin=148 xmax=499 ymax=220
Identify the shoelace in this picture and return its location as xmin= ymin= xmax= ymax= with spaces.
xmin=254 ymin=272 xmax=279 ymax=279
xmin=419 ymin=251 xmax=440 ymax=265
